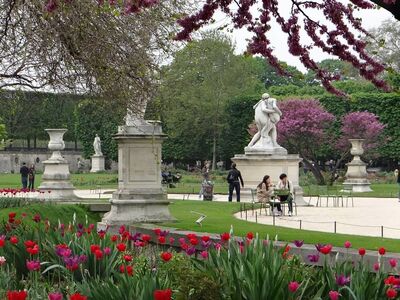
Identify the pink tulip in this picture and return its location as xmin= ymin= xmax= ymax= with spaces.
xmin=48 ymin=292 xmax=63 ymax=300
xmin=288 ymin=281 xmax=299 ymax=293
xmin=344 ymin=241 xmax=351 ymax=248
xmin=329 ymin=290 xmax=340 ymax=300
xmin=389 ymin=258 xmax=397 ymax=268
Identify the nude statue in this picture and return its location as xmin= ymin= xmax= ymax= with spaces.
xmin=247 ymin=93 xmax=283 ymax=149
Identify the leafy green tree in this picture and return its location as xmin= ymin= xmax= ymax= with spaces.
xmin=74 ymin=100 xmax=125 ymax=162
xmin=158 ymin=32 xmax=264 ymax=168
xmin=254 ymin=57 xmax=305 ymax=88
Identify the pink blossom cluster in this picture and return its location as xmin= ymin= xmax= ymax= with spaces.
xmin=173 ymin=0 xmax=393 ymax=95
xmin=336 ymin=111 xmax=385 ymax=152
xmin=277 ymin=99 xmax=335 ymax=146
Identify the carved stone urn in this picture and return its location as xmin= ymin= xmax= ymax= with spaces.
xmin=38 ymin=128 xmax=76 ymax=200
xmin=46 ymin=129 xmax=67 ymax=161
xmin=343 ymin=138 xmax=372 ymax=192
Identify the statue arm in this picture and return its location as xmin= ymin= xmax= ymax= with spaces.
xmin=261 ymin=101 xmax=275 ymax=113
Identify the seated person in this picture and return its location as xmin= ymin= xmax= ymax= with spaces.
xmin=256 ymin=175 xmax=276 ymax=211
xmin=276 ymin=173 xmax=294 ymax=216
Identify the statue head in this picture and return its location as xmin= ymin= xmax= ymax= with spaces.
xmin=261 ymin=93 xmax=270 ymax=100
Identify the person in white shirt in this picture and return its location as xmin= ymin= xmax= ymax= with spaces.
xmin=276 ymin=173 xmax=294 ymax=216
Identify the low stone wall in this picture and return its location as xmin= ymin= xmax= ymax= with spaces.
xmin=130 ymin=224 xmax=400 ymax=271
xmin=0 ymin=150 xmax=90 ymax=173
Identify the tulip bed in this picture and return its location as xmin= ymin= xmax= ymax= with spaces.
xmin=0 ymin=210 xmax=399 ymax=300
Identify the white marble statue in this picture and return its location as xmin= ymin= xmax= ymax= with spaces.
xmin=93 ymin=134 xmax=103 ymax=156
xmin=247 ymin=93 xmax=284 ymax=150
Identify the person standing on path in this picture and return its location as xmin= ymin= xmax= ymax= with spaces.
xmin=227 ymin=163 xmax=244 ymax=202
xmin=28 ymin=164 xmax=35 ymax=191
xmin=20 ymin=162 xmax=29 ymax=189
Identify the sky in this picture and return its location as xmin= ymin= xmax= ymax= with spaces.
xmin=205 ymin=1 xmax=396 ymax=72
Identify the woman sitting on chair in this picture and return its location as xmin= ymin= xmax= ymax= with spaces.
xmin=256 ymin=175 xmax=275 ymax=208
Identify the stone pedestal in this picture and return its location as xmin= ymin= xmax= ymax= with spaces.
xmin=98 ymin=120 xmax=174 ymax=231
xmin=38 ymin=129 xmax=76 ymax=200
xmin=232 ymin=150 xmax=307 ymax=206
xmin=343 ymin=139 xmax=372 ymax=192
xmin=90 ymin=155 xmax=105 ymax=172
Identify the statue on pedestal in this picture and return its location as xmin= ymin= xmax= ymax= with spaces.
xmin=247 ymin=93 xmax=285 ymax=151
xmin=93 ymin=134 xmax=103 ymax=156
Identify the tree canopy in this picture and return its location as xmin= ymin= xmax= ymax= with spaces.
xmin=158 ymin=32 xmax=263 ymax=167
xmin=0 ymin=0 xmax=189 ymax=116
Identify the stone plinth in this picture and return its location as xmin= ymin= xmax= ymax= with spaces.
xmin=232 ymin=152 xmax=307 ymax=206
xmin=343 ymin=139 xmax=372 ymax=192
xmin=90 ymin=155 xmax=105 ymax=172
xmin=98 ymin=120 xmax=174 ymax=231
xmin=38 ymin=129 xmax=76 ymax=200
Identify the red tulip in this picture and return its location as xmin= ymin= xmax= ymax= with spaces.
xmin=27 ymin=245 xmax=39 ymax=255
xmin=246 ymin=232 xmax=254 ymax=240
xmin=153 ymin=289 xmax=172 ymax=300
xmin=201 ymin=235 xmax=210 ymax=242
xmin=387 ymin=288 xmax=397 ymax=299
xmin=358 ymin=248 xmax=366 ymax=256
xmin=90 ymin=244 xmax=100 ymax=254
xmin=161 ymin=252 xmax=173 ymax=262
xmin=158 ymin=236 xmax=166 ymax=244
xmin=111 ymin=235 xmax=118 ymax=242
xmin=123 ymin=255 xmax=132 ymax=262
xmin=189 ymin=238 xmax=198 ymax=246
xmin=119 ymin=264 xmax=133 ymax=276
xmin=320 ymin=244 xmax=332 ymax=255
xmin=154 ymin=228 xmax=161 ymax=236
xmin=94 ymin=249 xmax=103 ymax=260
xmin=116 ymin=243 xmax=126 ymax=252
xmin=7 ymin=290 xmax=27 ymax=300
xmin=220 ymin=232 xmax=230 ymax=241
xmin=344 ymin=241 xmax=351 ymax=248
xmin=186 ymin=233 xmax=197 ymax=240
xmin=142 ymin=234 xmax=151 ymax=242
xmin=10 ymin=236 xmax=18 ymax=244
xmin=8 ymin=212 xmax=16 ymax=219
xmin=379 ymin=247 xmax=386 ymax=256
xmin=69 ymin=293 xmax=87 ymax=300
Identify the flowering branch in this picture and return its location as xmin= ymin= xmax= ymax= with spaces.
xmin=174 ymin=0 xmax=399 ymax=95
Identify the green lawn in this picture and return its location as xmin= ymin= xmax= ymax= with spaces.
xmin=1 ymin=172 xmax=398 ymax=197
xmin=0 ymin=173 xmax=118 ymax=190
xmin=164 ymin=200 xmax=400 ymax=252
xmin=0 ymin=203 xmax=101 ymax=225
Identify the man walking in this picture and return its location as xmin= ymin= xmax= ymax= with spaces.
xmin=227 ymin=163 xmax=244 ymax=202
xmin=20 ymin=162 xmax=29 ymax=189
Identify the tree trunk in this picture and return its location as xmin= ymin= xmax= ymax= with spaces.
xmin=328 ymin=150 xmax=350 ymax=185
xmin=211 ymin=134 xmax=217 ymax=171
xmin=303 ymin=158 xmax=326 ymax=185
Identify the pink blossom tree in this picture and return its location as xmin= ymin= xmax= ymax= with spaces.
xmin=331 ymin=111 xmax=385 ymax=182
xmin=276 ymin=100 xmax=386 ymax=184
xmin=277 ymin=99 xmax=336 ymax=184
